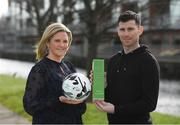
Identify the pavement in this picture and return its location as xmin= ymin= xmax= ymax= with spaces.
xmin=0 ymin=104 xmax=30 ymax=124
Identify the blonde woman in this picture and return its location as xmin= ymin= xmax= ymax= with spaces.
xmin=23 ymin=23 xmax=86 ymax=124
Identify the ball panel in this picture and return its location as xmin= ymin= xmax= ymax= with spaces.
xmin=62 ymin=73 xmax=91 ymax=101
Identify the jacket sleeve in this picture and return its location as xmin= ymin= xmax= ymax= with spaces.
xmin=23 ymin=65 xmax=62 ymax=116
xmin=115 ymin=56 xmax=160 ymax=115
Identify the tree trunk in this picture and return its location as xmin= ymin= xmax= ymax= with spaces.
xmin=85 ymin=37 xmax=98 ymax=102
xmin=86 ymin=39 xmax=98 ymax=76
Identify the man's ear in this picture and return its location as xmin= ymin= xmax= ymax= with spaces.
xmin=139 ymin=26 xmax=144 ymax=36
xmin=117 ymin=27 xmax=120 ymax=37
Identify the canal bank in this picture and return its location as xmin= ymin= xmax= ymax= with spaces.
xmin=159 ymin=57 xmax=180 ymax=80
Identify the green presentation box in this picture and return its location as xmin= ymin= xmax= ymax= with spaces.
xmin=92 ymin=59 xmax=104 ymax=100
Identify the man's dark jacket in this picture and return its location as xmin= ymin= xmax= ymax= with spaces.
xmin=105 ymin=45 xmax=160 ymax=124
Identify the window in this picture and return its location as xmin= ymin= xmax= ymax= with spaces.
xmin=151 ymin=39 xmax=162 ymax=45
xmin=26 ymin=18 xmax=33 ymax=27
xmin=174 ymin=39 xmax=180 ymax=45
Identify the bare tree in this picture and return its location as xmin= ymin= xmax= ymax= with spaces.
xmin=76 ymin=0 xmax=172 ymax=73
xmin=11 ymin=0 xmax=171 ymax=74
xmin=11 ymin=0 xmax=122 ymax=72
xmin=76 ymin=0 xmax=126 ymax=74
xmin=12 ymin=0 xmax=76 ymax=36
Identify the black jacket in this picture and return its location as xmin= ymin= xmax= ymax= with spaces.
xmin=23 ymin=57 xmax=86 ymax=124
xmin=105 ymin=45 xmax=160 ymax=124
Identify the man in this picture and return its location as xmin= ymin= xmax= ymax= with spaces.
xmin=94 ymin=10 xmax=160 ymax=124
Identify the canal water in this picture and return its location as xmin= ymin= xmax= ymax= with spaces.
xmin=0 ymin=58 xmax=180 ymax=116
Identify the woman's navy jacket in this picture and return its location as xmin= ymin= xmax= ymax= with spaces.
xmin=23 ymin=57 xmax=86 ymax=124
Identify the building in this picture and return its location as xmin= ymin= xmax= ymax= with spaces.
xmin=0 ymin=0 xmax=180 ymax=61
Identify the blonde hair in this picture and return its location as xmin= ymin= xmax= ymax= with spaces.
xmin=35 ymin=23 xmax=72 ymax=61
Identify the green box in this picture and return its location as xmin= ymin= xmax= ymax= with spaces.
xmin=92 ymin=59 xmax=104 ymax=100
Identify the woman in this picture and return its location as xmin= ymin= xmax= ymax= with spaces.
xmin=23 ymin=23 xmax=86 ymax=124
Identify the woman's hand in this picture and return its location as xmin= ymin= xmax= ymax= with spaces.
xmin=59 ymin=96 xmax=83 ymax=104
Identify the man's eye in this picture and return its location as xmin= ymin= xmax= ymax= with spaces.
xmin=119 ymin=29 xmax=124 ymax=31
xmin=128 ymin=28 xmax=134 ymax=31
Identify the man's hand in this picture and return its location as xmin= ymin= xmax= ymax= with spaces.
xmin=89 ymin=70 xmax=93 ymax=84
xmin=94 ymin=100 xmax=115 ymax=114
xmin=89 ymin=70 xmax=107 ymax=88
xmin=59 ymin=96 xmax=83 ymax=104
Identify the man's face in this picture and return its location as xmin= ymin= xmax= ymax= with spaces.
xmin=117 ymin=20 xmax=143 ymax=47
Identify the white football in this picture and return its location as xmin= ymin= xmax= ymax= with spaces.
xmin=62 ymin=73 xmax=91 ymax=101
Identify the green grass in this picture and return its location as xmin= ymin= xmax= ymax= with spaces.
xmin=152 ymin=112 xmax=180 ymax=124
xmin=83 ymin=104 xmax=180 ymax=124
xmin=83 ymin=103 xmax=108 ymax=124
xmin=0 ymin=74 xmax=32 ymax=121
xmin=0 ymin=74 xmax=180 ymax=124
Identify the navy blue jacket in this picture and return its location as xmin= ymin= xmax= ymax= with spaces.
xmin=105 ymin=45 xmax=160 ymax=124
xmin=23 ymin=57 xmax=86 ymax=124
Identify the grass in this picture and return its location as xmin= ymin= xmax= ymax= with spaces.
xmin=0 ymin=74 xmax=32 ymax=121
xmin=83 ymin=103 xmax=108 ymax=124
xmin=0 ymin=74 xmax=180 ymax=124
xmin=152 ymin=112 xmax=180 ymax=124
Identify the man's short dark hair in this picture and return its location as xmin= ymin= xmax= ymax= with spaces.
xmin=118 ymin=10 xmax=141 ymax=25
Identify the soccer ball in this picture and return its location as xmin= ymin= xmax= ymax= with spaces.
xmin=62 ymin=73 xmax=91 ymax=101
